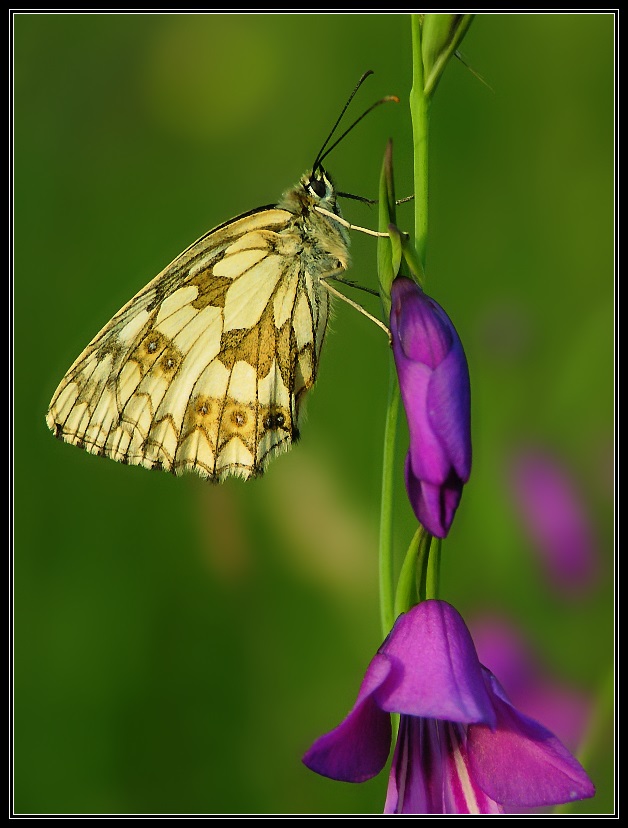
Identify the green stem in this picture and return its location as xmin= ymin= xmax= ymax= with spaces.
xmin=394 ymin=525 xmax=431 ymax=616
xmin=410 ymin=15 xmax=442 ymax=599
xmin=410 ymin=15 xmax=430 ymax=269
xmin=378 ymin=358 xmax=400 ymax=638
xmin=393 ymin=526 xmax=421 ymax=618
xmin=416 ymin=531 xmax=432 ymax=604
xmin=425 ymin=536 xmax=442 ymax=599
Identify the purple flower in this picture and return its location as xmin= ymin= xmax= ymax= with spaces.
xmin=509 ymin=448 xmax=600 ymax=595
xmin=303 ymin=600 xmax=594 ymax=814
xmin=390 ymin=278 xmax=471 ymax=538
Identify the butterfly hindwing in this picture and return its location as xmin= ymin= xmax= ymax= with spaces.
xmin=47 ymin=203 xmax=335 ymax=480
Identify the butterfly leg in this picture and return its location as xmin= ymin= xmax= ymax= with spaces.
xmin=319 ymin=272 xmax=391 ymax=342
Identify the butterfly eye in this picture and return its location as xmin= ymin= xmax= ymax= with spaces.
xmin=308 ymin=176 xmax=327 ymax=198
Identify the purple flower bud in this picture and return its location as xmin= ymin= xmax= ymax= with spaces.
xmin=390 ymin=278 xmax=471 ymax=537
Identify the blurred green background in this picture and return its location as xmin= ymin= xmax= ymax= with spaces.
xmin=14 ymin=13 xmax=615 ymax=815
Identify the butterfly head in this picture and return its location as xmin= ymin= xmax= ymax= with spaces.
xmin=302 ymin=166 xmax=340 ymax=215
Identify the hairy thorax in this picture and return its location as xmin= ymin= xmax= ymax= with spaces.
xmin=278 ymin=175 xmax=351 ymax=278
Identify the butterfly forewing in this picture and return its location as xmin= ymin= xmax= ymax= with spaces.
xmin=46 ymin=181 xmax=347 ymax=481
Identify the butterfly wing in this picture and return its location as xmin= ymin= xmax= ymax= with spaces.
xmin=46 ymin=206 xmax=332 ymax=480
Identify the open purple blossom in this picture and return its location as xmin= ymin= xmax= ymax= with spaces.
xmin=390 ymin=278 xmax=471 ymax=538
xmin=303 ymin=600 xmax=595 ymax=814
xmin=508 ymin=449 xmax=600 ymax=595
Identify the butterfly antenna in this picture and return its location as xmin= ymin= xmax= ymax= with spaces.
xmin=312 ymin=70 xmax=373 ymax=173
xmin=316 ymin=94 xmax=399 ymax=171
xmin=312 ymin=71 xmax=398 ymax=173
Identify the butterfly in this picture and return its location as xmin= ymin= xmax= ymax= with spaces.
xmin=46 ymin=74 xmax=394 ymax=482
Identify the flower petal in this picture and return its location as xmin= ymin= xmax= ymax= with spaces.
xmin=391 ymin=277 xmax=453 ymax=368
xmin=302 ymin=654 xmax=393 ymax=782
xmin=385 ymin=716 xmax=439 ymax=813
xmin=467 ymin=672 xmax=595 ymax=807
xmin=375 ymin=601 xmax=496 ymax=728
xmin=385 ymin=717 xmax=503 ymax=814
xmin=401 ymin=363 xmax=451 ymax=484
xmin=404 ymin=456 xmax=464 ymax=539
xmin=427 ymin=340 xmax=471 ymax=482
